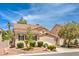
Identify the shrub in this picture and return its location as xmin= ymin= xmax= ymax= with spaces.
xmin=74 ymin=39 xmax=79 ymax=46
xmin=17 ymin=42 xmax=24 ymax=48
xmin=37 ymin=41 xmax=43 ymax=47
xmin=43 ymin=43 xmax=48 ymax=48
xmin=30 ymin=41 xmax=36 ymax=47
xmin=24 ymin=40 xmax=28 ymax=46
xmin=47 ymin=45 xmax=56 ymax=51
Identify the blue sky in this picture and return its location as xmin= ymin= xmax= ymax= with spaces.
xmin=0 ymin=3 xmax=79 ymax=30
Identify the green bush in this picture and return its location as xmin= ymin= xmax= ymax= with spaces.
xmin=74 ymin=39 xmax=79 ymax=46
xmin=43 ymin=43 xmax=48 ymax=48
xmin=24 ymin=40 xmax=28 ymax=46
xmin=17 ymin=42 xmax=24 ymax=48
xmin=30 ymin=41 xmax=36 ymax=47
xmin=47 ymin=45 xmax=56 ymax=51
xmin=37 ymin=41 xmax=43 ymax=47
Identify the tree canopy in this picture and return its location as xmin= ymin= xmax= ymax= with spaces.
xmin=17 ymin=17 xmax=27 ymax=24
xmin=2 ymin=30 xmax=13 ymax=41
xmin=27 ymin=27 xmax=33 ymax=40
xmin=58 ymin=22 xmax=79 ymax=47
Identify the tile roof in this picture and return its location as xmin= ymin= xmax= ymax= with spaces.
xmin=13 ymin=23 xmax=47 ymax=33
xmin=13 ymin=23 xmax=41 ymax=30
xmin=51 ymin=24 xmax=63 ymax=35
xmin=13 ymin=23 xmax=59 ymax=38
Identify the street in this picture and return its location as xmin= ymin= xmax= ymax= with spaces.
xmin=36 ymin=52 xmax=79 ymax=56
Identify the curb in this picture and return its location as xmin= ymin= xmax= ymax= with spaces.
xmin=18 ymin=50 xmax=79 ymax=56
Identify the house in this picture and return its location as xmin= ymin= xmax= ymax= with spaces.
xmin=50 ymin=24 xmax=63 ymax=36
xmin=39 ymin=31 xmax=59 ymax=45
xmin=50 ymin=24 xmax=64 ymax=46
xmin=13 ymin=23 xmax=46 ymax=41
xmin=13 ymin=23 xmax=59 ymax=46
xmin=32 ymin=25 xmax=59 ymax=45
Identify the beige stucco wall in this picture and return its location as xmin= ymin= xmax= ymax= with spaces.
xmin=39 ymin=36 xmax=64 ymax=46
xmin=58 ymin=38 xmax=64 ymax=46
xmin=39 ymin=36 xmax=56 ymax=45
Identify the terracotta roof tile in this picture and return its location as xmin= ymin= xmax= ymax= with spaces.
xmin=13 ymin=23 xmax=58 ymax=38
xmin=14 ymin=23 xmax=41 ymax=29
xmin=51 ymin=24 xmax=63 ymax=35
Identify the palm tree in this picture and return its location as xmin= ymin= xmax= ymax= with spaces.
xmin=7 ymin=21 xmax=11 ymax=30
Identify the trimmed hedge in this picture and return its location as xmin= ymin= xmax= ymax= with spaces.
xmin=17 ymin=42 xmax=24 ymax=48
xmin=47 ymin=45 xmax=56 ymax=51
xmin=74 ymin=40 xmax=79 ymax=46
xmin=43 ymin=43 xmax=48 ymax=48
xmin=37 ymin=41 xmax=43 ymax=47
xmin=30 ymin=41 xmax=36 ymax=47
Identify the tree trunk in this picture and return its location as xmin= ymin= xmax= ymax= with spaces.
xmin=67 ymin=39 xmax=71 ymax=48
xmin=63 ymin=39 xmax=67 ymax=46
xmin=9 ymin=38 xmax=15 ymax=48
xmin=55 ymin=37 xmax=59 ymax=46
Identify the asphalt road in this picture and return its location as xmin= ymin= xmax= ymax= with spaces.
xmin=35 ymin=52 xmax=79 ymax=56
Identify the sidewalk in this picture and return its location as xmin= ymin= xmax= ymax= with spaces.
xmin=18 ymin=48 xmax=79 ymax=56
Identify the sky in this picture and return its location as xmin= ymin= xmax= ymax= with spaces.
xmin=0 ymin=3 xmax=79 ymax=30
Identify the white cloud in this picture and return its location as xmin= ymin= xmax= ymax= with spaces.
xmin=0 ymin=11 xmax=16 ymax=23
xmin=17 ymin=4 xmax=78 ymax=21
xmin=23 ymin=15 xmax=40 ymax=20
xmin=7 ymin=9 xmax=24 ymax=16
xmin=0 ymin=12 xmax=11 ymax=20
xmin=0 ymin=4 xmax=78 ymax=30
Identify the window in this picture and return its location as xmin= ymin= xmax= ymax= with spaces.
xmin=18 ymin=34 xmax=25 ymax=40
xmin=33 ymin=35 xmax=39 ymax=41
